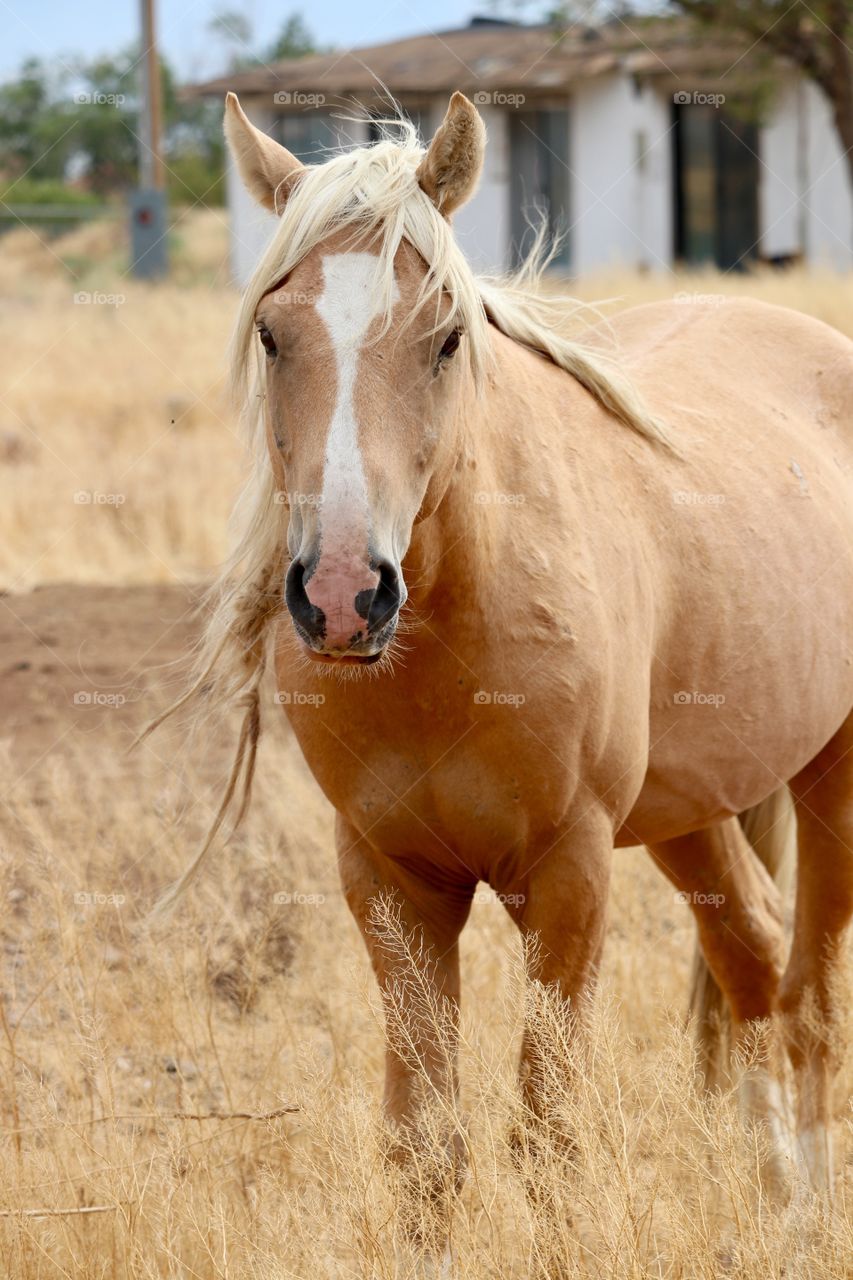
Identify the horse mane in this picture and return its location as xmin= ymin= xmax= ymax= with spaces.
xmin=144 ymin=120 xmax=670 ymax=914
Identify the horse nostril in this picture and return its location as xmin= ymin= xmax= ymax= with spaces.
xmin=366 ymin=561 xmax=401 ymax=634
xmin=285 ymin=558 xmax=325 ymax=642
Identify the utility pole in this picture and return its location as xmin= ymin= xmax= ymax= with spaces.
xmin=131 ymin=0 xmax=169 ymax=277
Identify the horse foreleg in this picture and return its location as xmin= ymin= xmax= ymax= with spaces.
xmin=503 ymin=809 xmax=613 ymax=1156
xmin=336 ymin=815 xmax=476 ymax=1263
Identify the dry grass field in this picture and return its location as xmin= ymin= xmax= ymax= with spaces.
xmin=0 ymin=212 xmax=851 ymax=1276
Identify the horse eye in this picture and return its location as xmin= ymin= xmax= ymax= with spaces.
xmin=438 ymin=328 xmax=462 ymax=363
xmin=257 ymin=325 xmax=278 ymax=358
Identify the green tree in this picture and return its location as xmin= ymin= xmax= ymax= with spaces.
xmin=0 ymin=58 xmax=73 ymax=181
xmin=266 ymin=13 xmax=320 ymax=60
xmin=69 ymin=49 xmax=141 ymax=193
xmin=207 ymin=9 xmax=256 ymax=72
xmin=0 ymin=48 xmax=227 ymax=207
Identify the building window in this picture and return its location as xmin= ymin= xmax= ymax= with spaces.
xmin=508 ymin=108 xmax=571 ymax=270
xmin=271 ymin=111 xmax=341 ymax=164
xmin=673 ymin=102 xmax=759 ymax=270
xmin=367 ymin=105 xmax=428 ymax=145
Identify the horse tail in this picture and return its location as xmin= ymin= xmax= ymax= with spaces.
xmin=688 ymin=787 xmax=796 ymax=1087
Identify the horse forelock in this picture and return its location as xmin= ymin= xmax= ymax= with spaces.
xmin=229 ymin=131 xmax=492 ymax=418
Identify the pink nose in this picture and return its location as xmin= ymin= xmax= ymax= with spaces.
xmin=305 ymin=554 xmax=380 ymax=650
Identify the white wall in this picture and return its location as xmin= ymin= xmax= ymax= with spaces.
xmin=570 ymin=73 xmax=672 ymax=273
xmin=452 ymin=104 xmax=511 ymax=273
xmin=801 ymin=79 xmax=852 ymax=268
xmin=760 ymin=76 xmax=851 ymax=267
xmin=760 ymin=79 xmax=804 ymax=260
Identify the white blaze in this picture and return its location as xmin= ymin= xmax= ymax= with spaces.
xmin=314 ymin=253 xmax=399 ymax=549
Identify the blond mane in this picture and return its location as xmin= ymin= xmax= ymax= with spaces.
xmin=146 ymin=121 xmax=670 ymax=912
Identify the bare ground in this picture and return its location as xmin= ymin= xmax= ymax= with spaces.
xmin=0 ymin=583 xmax=203 ymax=773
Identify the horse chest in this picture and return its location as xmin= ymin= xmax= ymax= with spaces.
xmin=285 ymin=696 xmax=570 ymax=874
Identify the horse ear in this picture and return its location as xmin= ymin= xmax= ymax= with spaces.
xmin=224 ymin=92 xmax=304 ymax=214
xmin=416 ymin=92 xmax=486 ymax=217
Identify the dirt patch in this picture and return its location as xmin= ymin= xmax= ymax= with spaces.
xmin=0 ymin=582 xmax=204 ymax=772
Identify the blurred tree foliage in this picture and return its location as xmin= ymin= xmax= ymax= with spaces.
xmin=207 ymin=9 xmax=257 ymax=72
xmin=0 ymin=50 xmax=225 ymax=205
xmin=0 ymin=11 xmax=322 ymax=208
xmin=266 ymin=14 xmax=321 ymax=61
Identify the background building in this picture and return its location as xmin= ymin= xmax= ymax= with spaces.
xmin=191 ymin=15 xmax=853 ymax=285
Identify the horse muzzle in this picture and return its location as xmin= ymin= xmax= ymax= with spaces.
xmin=285 ymin=554 xmax=403 ymax=661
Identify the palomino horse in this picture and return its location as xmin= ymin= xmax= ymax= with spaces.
xmin=176 ymin=91 xmax=853 ymax=1220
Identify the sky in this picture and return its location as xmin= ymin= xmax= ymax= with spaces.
xmin=0 ymin=0 xmax=491 ymax=84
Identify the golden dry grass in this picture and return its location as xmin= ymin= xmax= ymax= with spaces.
xmin=0 ymin=218 xmax=851 ymax=1276
xmin=0 ymin=210 xmax=239 ymax=590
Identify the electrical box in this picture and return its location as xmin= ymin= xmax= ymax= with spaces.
xmin=129 ymin=188 xmax=169 ymax=278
